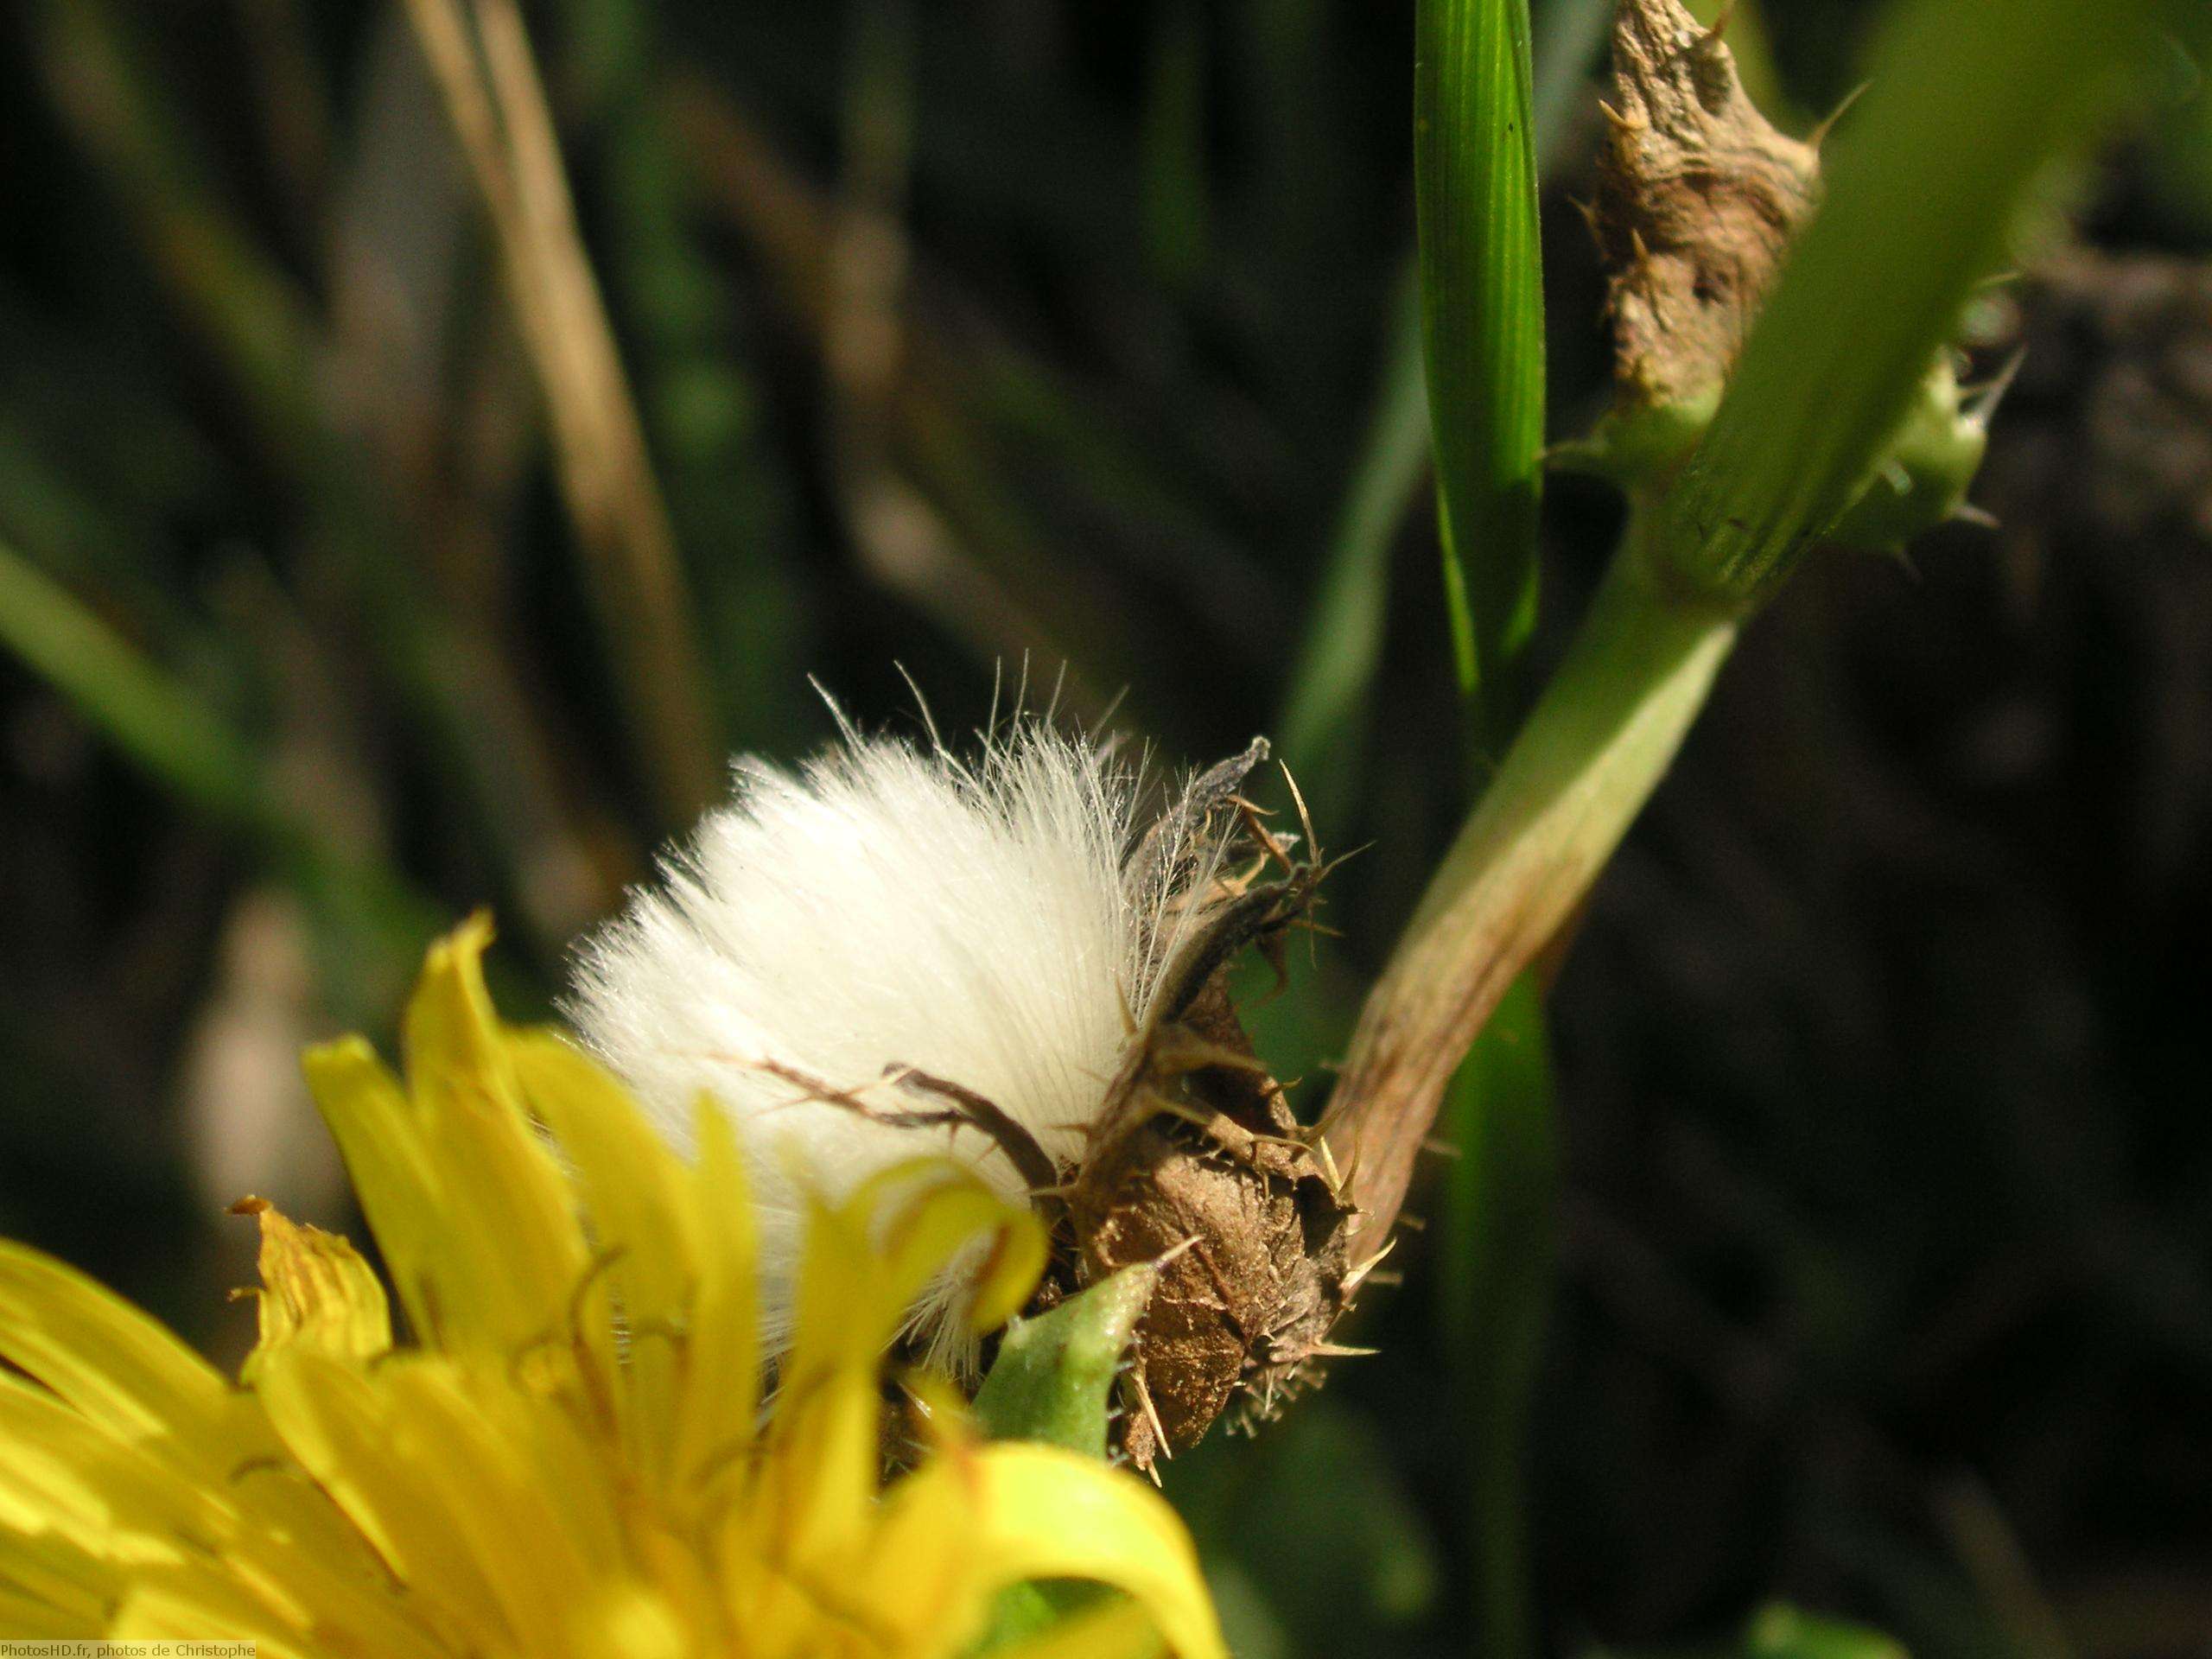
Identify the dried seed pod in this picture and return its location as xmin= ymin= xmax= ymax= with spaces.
xmin=1070 ymin=971 xmax=1353 ymax=1469
xmin=1050 ymin=749 xmax=1357 ymax=1467
xmin=1593 ymin=0 xmax=1819 ymax=413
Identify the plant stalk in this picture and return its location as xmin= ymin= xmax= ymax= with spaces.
xmin=1325 ymin=525 xmax=1739 ymax=1259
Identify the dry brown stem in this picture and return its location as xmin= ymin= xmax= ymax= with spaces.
xmin=402 ymin=0 xmax=717 ymax=823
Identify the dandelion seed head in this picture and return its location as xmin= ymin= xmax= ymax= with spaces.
xmin=566 ymin=709 xmax=1236 ymax=1362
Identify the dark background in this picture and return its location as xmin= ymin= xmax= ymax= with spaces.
xmin=2 ymin=2 xmax=2209 ymax=1654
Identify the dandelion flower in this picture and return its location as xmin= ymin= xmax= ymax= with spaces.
xmin=0 ymin=917 xmax=1227 ymax=1659
xmin=569 ymin=713 xmax=1359 ymax=1464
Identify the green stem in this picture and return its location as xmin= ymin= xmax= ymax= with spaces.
xmin=1438 ymin=972 xmax=1556 ymax=1659
xmin=1324 ymin=524 xmax=1741 ymax=1259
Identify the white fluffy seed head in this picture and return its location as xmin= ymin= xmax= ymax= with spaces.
xmin=565 ymin=712 xmax=1236 ymax=1365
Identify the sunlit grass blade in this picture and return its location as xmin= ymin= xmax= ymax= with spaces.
xmin=1657 ymin=0 xmax=2177 ymax=601
xmin=1414 ymin=10 xmax=1558 ymax=1657
xmin=1416 ymin=0 xmax=1545 ymax=731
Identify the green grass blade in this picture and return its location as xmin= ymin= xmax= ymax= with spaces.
xmin=1437 ymin=972 xmax=1557 ymax=1659
xmin=1657 ymin=0 xmax=2175 ymax=603
xmin=1415 ymin=15 xmax=1557 ymax=1659
xmin=0 ymin=537 xmax=447 ymax=1021
xmin=1416 ymin=0 xmax=1546 ymax=726
xmin=0 ymin=537 xmax=272 ymax=833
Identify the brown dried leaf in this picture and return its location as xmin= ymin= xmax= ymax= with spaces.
xmin=1593 ymin=0 xmax=1821 ymax=409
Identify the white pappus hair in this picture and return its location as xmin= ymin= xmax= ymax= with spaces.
xmin=564 ymin=708 xmax=1243 ymax=1368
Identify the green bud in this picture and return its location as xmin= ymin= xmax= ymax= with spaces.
xmin=1550 ymin=385 xmax=1721 ymax=490
xmin=1825 ymin=355 xmax=1989 ymax=553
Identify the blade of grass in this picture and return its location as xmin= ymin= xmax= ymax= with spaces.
xmin=1328 ymin=0 xmax=2180 ymax=1266
xmin=402 ymin=0 xmax=719 ymax=824
xmin=0 ymin=536 xmax=442 ymax=1019
xmin=1277 ymin=0 xmax=1624 ymax=808
xmin=0 ymin=538 xmax=271 ymax=833
xmin=1416 ymin=0 xmax=1545 ymax=741
xmin=1436 ymin=973 xmax=1556 ymax=1659
xmin=1414 ymin=9 xmax=1556 ymax=1658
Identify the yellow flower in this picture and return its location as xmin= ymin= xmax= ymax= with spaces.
xmin=0 ymin=917 xmax=1228 ymax=1659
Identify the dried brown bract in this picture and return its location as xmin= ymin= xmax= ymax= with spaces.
xmin=1593 ymin=0 xmax=1821 ymax=409
xmin=1056 ymin=747 xmax=1357 ymax=1470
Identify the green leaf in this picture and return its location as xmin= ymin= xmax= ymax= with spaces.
xmin=0 ymin=536 xmax=272 ymax=834
xmin=1656 ymin=0 xmax=2176 ymax=602
xmin=1743 ymin=1603 xmax=1910 ymax=1659
xmin=1438 ymin=971 xmax=1557 ymax=1659
xmin=973 ymin=1262 xmax=1158 ymax=1459
xmin=1416 ymin=0 xmax=1546 ymax=726
xmin=0 ymin=534 xmax=445 ymax=1025
xmin=966 ymin=1268 xmax=1160 ymax=1655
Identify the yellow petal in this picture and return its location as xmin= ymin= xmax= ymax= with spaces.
xmin=372 ymin=1358 xmax=628 ymax=1656
xmin=0 ymin=1580 xmax=93 ymax=1641
xmin=301 ymin=1037 xmax=448 ymax=1345
xmin=0 ymin=1510 xmax=120 ymax=1631
xmin=671 ymin=1095 xmax=760 ymax=1509
xmin=2 ymin=1363 xmax=443 ymax=1657
xmin=0 ymin=1368 xmax=234 ymax=1575
xmin=253 ymin=1348 xmax=512 ymax=1655
xmin=800 ymin=1160 xmax=1047 ymax=1375
xmin=401 ymin=917 xmax=592 ymax=1355
xmin=108 ymin=1569 xmax=315 ymax=1656
xmin=506 ymin=1029 xmax=697 ymax=1474
xmin=305 ymin=918 xmax=590 ymax=1360
xmin=232 ymin=1198 xmax=391 ymax=1379
xmin=753 ymin=1163 xmax=1050 ymax=1577
xmin=0 ymin=1243 xmax=237 ymax=1448
xmin=866 ymin=1441 xmax=1228 ymax=1659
